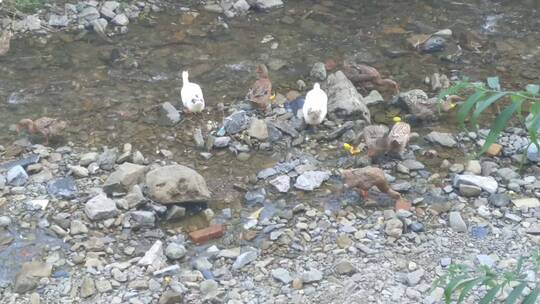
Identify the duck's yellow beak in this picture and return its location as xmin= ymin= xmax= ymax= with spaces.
xmin=392 ymin=116 xmax=401 ymax=123
xmin=449 ymin=103 xmax=456 ymax=109
xmin=343 ymin=143 xmax=361 ymax=155
xmin=269 ymin=93 xmax=276 ymax=101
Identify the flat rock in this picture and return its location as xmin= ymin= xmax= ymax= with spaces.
xmin=425 ymin=131 xmax=457 ymax=147
xmin=459 ymin=184 xmax=482 ymax=197
xmin=334 ymin=260 xmax=357 ymax=275
xmin=84 ymin=193 xmax=119 ymax=221
xmin=157 ymin=102 xmax=181 ymax=126
xmin=271 ymin=268 xmax=292 ymax=284
xmin=7 ymin=165 xmax=28 ymax=186
xmin=512 ymin=197 xmax=540 ymax=208
xmin=294 ymin=171 xmax=330 ymax=191
xmin=47 ymin=177 xmax=77 ymax=199
xmin=80 ymin=277 xmax=96 ymax=298
xmin=247 ymin=119 xmax=269 ymax=140
xmin=401 ymin=159 xmax=425 ymax=171
xmin=453 ymin=174 xmax=498 ymax=194
xmin=146 ymin=165 xmax=210 ymax=204
xmin=138 ymin=240 xmax=164 ymax=266
xmin=0 ymin=154 xmax=39 ymax=170
xmin=224 ymin=111 xmax=251 ymax=135
xmin=252 ymin=0 xmax=284 ymax=10
xmin=449 ymin=211 xmax=467 ymax=233
xmin=232 ymin=250 xmax=258 ymax=269
xmin=270 ymin=175 xmax=290 ymax=193
xmin=301 ymin=269 xmax=323 ymax=283
xmin=103 ymin=163 xmax=146 ymax=194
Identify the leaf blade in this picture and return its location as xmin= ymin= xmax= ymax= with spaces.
xmin=457 ymin=277 xmax=485 ymax=303
xmin=471 ymin=92 xmax=507 ymax=128
xmin=444 ymin=274 xmax=469 ymax=303
xmin=457 ymin=90 xmax=486 ymax=128
xmin=480 ymin=101 xmax=522 ymax=155
xmin=523 ymin=287 xmax=540 ymax=304
xmin=479 ymin=285 xmax=501 ymax=304
xmin=505 ymin=282 xmax=527 ymax=304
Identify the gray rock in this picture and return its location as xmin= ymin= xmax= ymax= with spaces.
xmin=232 ymin=0 xmax=250 ymax=14
xmin=7 ymin=165 xmax=28 ymax=186
xmin=14 ymin=262 xmax=52 ymax=293
xmin=70 ymin=220 xmax=88 ymax=235
xmin=528 ymin=144 xmax=540 ymax=162
xmin=252 ymin=0 xmax=284 ymax=10
xmin=165 ymin=205 xmax=186 ymax=221
xmin=465 ymin=160 xmax=482 ymax=175
xmin=102 ymin=1 xmax=120 ymax=11
xmin=80 ymin=277 xmax=96 ymax=298
xmin=47 ymin=177 xmax=77 ymax=198
xmin=325 ymin=71 xmax=370 ymax=121
xmin=0 ymin=216 xmax=12 ymax=227
xmin=48 ymin=14 xmax=69 ymax=27
xmin=363 ymin=90 xmax=384 ymax=106
xmin=247 ymin=119 xmax=268 ymax=140
xmin=301 ymin=269 xmax=323 ymax=283
xmin=213 ymin=136 xmax=231 ymax=148
xmin=103 ymin=163 xmax=146 ymax=194
xmin=129 ymin=211 xmax=155 ymax=228
xmin=476 ymin=255 xmax=494 ymax=267
xmin=117 ymin=184 xmax=145 ymax=209
xmin=489 ymin=193 xmax=511 ymax=208
xmin=25 ymin=15 xmax=41 ymax=31
xmin=407 ymin=269 xmax=424 ymax=286
xmin=200 ymin=279 xmax=218 ymax=295
xmin=80 ymin=6 xmax=100 ymax=22
xmin=146 ymin=165 xmax=211 ymax=204
xmin=245 ymin=188 xmax=266 ymax=204
xmin=385 ymin=218 xmax=403 ymax=238
xmin=193 ymin=257 xmax=213 ymax=271
xmin=68 ymin=165 xmax=89 ymax=178
xmin=310 ymin=62 xmax=327 ymax=81
xmin=80 ymin=152 xmax=99 ymax=166
xmin=294 ymin=171 xmax=330 ymax=191
xmin=95 ymin=280 xmax=112 ymax=293
xmin=159 ymin=291 xmax=184 ymax=304
xmin=459 ymin=184 xmax=482 ymax=197
xmin=449 ymin=211 xmax=467 ymax=233
xmin=425 ymin=131 xmax=457 ymax=147
xmin=232 ymin=250 xmax=258 ymax=269
xmin=224 ymin=111 xmax=251 ymax=135
xmin=402 ymin=159 xmax=425 ymax=171
xmin=257 ymin=168 xmax=277 ymax=179
xmin=453 ymin=174 xmax=498 ymax=194
xmin=512 ymin=197 xmax=540 ymax=208
xmin=98 ymin=147 xmax=118 ymax=171
xmin=0 ymin=154 xmax=39 ymax=170
xmin=165 ymin=243 xmax=186 ymax=260
xmin=496 ymin=167 xmax=520 ymax=182
xmin=111 ymin=13 xmax=129 ymax=26
xmin=158 ymin=102 xmax=181 ymax=126
xmin=271 ymin=268 xmax=292 ymax=284
xmin=271 ymin=120 xmax=299 ymax=138
xmin=270 ymin=175 xmax=290 ymax=193
xmin=334 ymin=260 xmax=357 ymax=275
xmin=138 ymin=240 xmax=164 ymax=266
xmin=84 ymin=193 xmax=119 ymax=221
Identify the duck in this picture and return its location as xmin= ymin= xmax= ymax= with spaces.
xmin=362 ymin=124 xmax=389 ymax=158
xmin=399 ymin=90 xmax=461 ymax=123
xmin=246 ymin=64 xmax=272 ymax=113
xmin=302 ymin=83 xmax=328 ymax=126
xmin=386 ymin=117 xmax=411 ymax=158
xmin=0 ymin=29 xmax=12 ymax=57
xmin=16 ymin=117 xmax=67 ymax=145
xmin=343 ymin=62 xmax=399 ymax=94
xmin=181 ymin=71 xmax=205 ymax=114
xmin=341 ymin=166 xmax=401 ymax=201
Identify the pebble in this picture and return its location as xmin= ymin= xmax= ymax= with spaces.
xmin=165 ymin=243 xmax=186 ymax=260
xmin=301 ymin=269 xmax=323 ymax=283
xmin=271 ymin=268 xmax=292 ymax=284
xmin=449 ymin=211 xmax=467 ymax=233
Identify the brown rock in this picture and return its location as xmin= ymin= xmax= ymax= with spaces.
xmin=486 ymin=143 xmax=502 ymax=157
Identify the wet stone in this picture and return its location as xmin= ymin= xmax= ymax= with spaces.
xmin=165 ymin=243 xmax=186 ymax=260
xmin=224 ymin=111 xmax=250 ymax=135
xmin=47 ymin=177 xmax=78 ymax=199
xmin=7 ymin=165 xmax=28 ymax=186
xmin=245 ymin=188 xmax=266 ymax=204
xmin=158 ymin=102 xmax=181 ymax=126
xmin=270 ymin=175 xmax=290 ymax=193
xmin=294 ymin=171 xmax=330 ymax=191
xmin=165 ymin=205 xmax=186 ymax=221
xmin=310 ymin=62 xmax=327 ymax=81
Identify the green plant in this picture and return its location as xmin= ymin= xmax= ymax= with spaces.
xmin=439 ymin=77 xmax=540 ymax=156
xmin=433 ymin=252 xmax=540 ymax=304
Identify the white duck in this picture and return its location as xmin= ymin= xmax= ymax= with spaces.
xmin=302 ymin=83 xmax=328 ymax=125
xmin=181 ymin=71 xmax=205 ymax=113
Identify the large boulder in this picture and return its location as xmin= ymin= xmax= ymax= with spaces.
xmin=103 ymin=163 xmax=146 ymax=194
xmin=325 ymin=71 xmax=370 ymax=122
xmin=145 ymin=165 xmax=211 ymax=204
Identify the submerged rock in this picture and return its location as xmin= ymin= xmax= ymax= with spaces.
xmin=146 ymin=165 xmax=211 ymax=204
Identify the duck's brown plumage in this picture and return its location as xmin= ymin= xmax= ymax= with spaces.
xmin=363 ymin=125 xmax=389 ymax=158
xmin=17 ymin=117 xmax=67 ymax=145
xmin=343 ymin=62 xmax=399 ymax=93
xmin=246 ymin=64 xmax=272 ymax=112
xmin=387 ymin=122 xmax=411 ymax=157
xmin=342 ymin=166 xmax=401 ymax=200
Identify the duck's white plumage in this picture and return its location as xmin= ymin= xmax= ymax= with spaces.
xmin=302 ymin=83 xmax=328 ymax=125
xmin=181 ymin=71 xmax=205 ymax=113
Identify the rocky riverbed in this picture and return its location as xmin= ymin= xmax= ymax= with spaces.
xmin=2 ymin=0 xmax=540 ymax=303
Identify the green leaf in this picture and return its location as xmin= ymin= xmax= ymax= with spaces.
xmin=471 ymin=92 xmax=507 ymax=128
xmin=505 ymin=282 xmax=527 ymax=304
xmin=480 ymin=100 xmax=522 ymax=155
xmin=523 ymin=287 xmax=540 ymax=304
xmin=457 ymin=277 xmax=484 ymax=303
xmin=526 ymin=84 xmax=540 ymax=95
xmin=457 ymin=90 xmax=486 ymax=128
xmin=479 ymin=285 xmax=501 ymax=304
xmin=444 ymin=274 xmax=469 ymax=303
xmin=487 ymin=77 xmax=500 ymax=90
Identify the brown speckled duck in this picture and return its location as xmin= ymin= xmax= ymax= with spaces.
xmin=343 ymin=62 xmax=399 ymax=93
xmin=386 ymin=119 xmax=411 ymax=158
xmin=342 ymin=166 xmax=401 ymax=201
xmin=246 ymin=64 xmax=272 ymax=113
xmin=16 ymin=117 xmax=67 ymax=145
